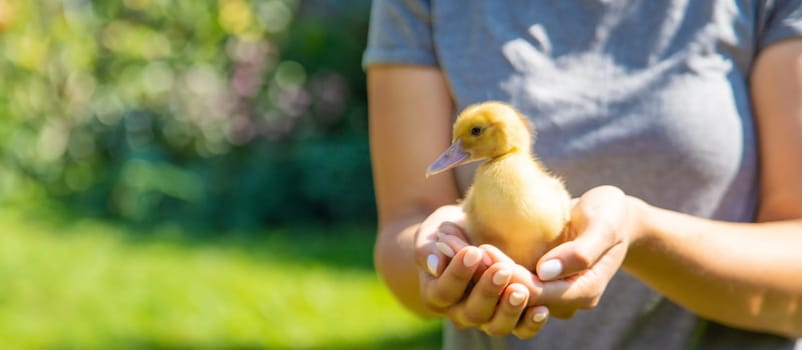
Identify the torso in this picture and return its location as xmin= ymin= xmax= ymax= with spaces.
xmin=430 ymin=1 xmax=787 ymax=349
xmin=366 ymin=0 xmax=799 ymax=348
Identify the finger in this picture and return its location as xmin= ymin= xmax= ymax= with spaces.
xmin=536 ymin=242 xmax=626 ymax=311
xmin=538 ymin=188 xmax=630 ymax=280
xmin=415 ymin=205 xmax=466 ymax=266
xmin=479 ymin=283 xmax=529 ymax=337
xmin=468 ymin=246 xmax=546 ymax=305
xmin=418 ymin=271 xmax=450 ymax=315
xmin=545 ymin=305 xmax=577 ymax=320
xmin=536 ymin=227 xmax=612 ymax=280
xmin=453 ymin=263 xmax=513 ymax=327
xmin=513 ymin=305 xmax=549 ymax=339
xmin=423 ymin=205 xmax=465 ymax=232
xmin=419 ymin=205 xmax=464 ymax=244
xmin=439 ymin=221 xmax=468 ymax=240
xmin=537 ymin=186 xmax=627 ymax=280
xmin=534 ymin=274 xmax=598 ymax=316
xmin=414 ymin=234 xmax=443 ymax=278
xmin=478 ymin=244 xmax=516 ymax=264
xmin=436 ymin=231 xmax=470 ymax=258
xmin=425 ymin=252 xmax=443 ymax=277
xmin=414 ymin=234 xmax=440 ymax=277
xmin=482 ymin=263 xmax=545 ymax=308
xmin=422 ymin=246 xmax=484 ymax=308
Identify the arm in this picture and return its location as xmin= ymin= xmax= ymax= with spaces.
xmin=528 ymin=40 xmax=802 ymax=337
xmin=623 ymin=203 xmax=802 ymax=337
xmin=368 ymin=64 xmax=458 ymax=316
xmin=623 ymin=39 xmax=802 ymax=337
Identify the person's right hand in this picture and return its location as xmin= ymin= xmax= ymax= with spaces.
xmin=415 ymin=205 xmax=549 ymax=339
xmin=414 ymin=205 xmax=473 ymax=314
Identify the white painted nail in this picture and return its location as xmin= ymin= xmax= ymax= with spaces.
xmin=509 ymin=291 xmax=526 ymax=306
xmin=463 ymin=248 xmax=482 ymax=267
xmin=426 ymin=254 xmax=439 ymax=276
xmin=482 ymin=254 xmax=493 ymax=267
xmin=539 ymin=259 xmax=563 ymax=280
xmin=533 ymin=309 xmax=549 ymax=322
xmin=492 ymin=269 xmax=510 ymax=286
xmin=435 ymin=242 xmax=455 ymax=258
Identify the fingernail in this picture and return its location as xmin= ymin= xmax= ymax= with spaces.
xmin=426 ymin=254 xmax=439 ymax=276
xmin=539 ymin=259 xmax=563 ymax=280
xmin=492 ymin=269 xmax=510 ymax=286
xmin=435 ymin=242 xmax=455 ymax=258
xmin=463 ymin=248 xmax=481 ymax=267
xmin=482 ymin=254 xmax=493 ymax=266
xmin=439 ymin=223 xmax=460 ymax=236
xmin=509 ymin=291 xmax=526 ymax=306
xmin=533 ymin=309 xmax=549 ymax=322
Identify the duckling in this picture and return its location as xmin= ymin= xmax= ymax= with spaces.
xmin=426 ymin=101 xmax=571 ymax=272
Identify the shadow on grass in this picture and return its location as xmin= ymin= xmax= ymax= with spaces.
xmin=121 ymin=326 xmax=442 ymax=350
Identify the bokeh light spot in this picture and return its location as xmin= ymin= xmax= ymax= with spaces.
xmin=65 ymin=163 xmax=95 ymax=192
xmin=274 ymin=60 xmax=305 ymax=90
xmin=219 ymin=0 xmax=253 ymax=35
xmin=143 ymin=61 xmax=174 ymax=95
xmin=257 ymin=0 xmax=292 ymax=34
xmin=37 ymin=121 xmax=70 ymax=163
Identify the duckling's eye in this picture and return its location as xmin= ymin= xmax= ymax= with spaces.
xmin=470 ymin=126 xmax=483 ymax=136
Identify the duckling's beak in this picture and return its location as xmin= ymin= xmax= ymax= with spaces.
xmin=426 ymin=139 xmax=470 ymax=177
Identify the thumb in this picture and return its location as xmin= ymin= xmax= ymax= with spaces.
xmin=415 ymin=205 xmax=466 ymax=276
xmin=536 ymin=222 xmax=614 ymax=280
xmin=537 ymin=185 xmax=627 ymax=280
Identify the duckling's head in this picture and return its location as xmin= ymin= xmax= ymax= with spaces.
xmin=427 ymin=101 xmax=534 ymax=177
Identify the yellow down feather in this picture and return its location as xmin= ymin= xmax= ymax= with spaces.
xmin=428 ymin=101 xmax=571 ymax=271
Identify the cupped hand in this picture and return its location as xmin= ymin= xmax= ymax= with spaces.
xmin=430 ymin=185 xmax=640 ymax=335
xmin=435 ymin=233 xmax=550 ymax=338
xmin=533 ymin=185 xmax=639 ymax=318
xmin=418 ymin=206 xmax=549 ymax=339
xmin=414 ymin=205 xmax=475 ymax=314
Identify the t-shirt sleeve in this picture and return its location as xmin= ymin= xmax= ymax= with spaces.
xmin=758 ymin=0 xmax=802 ymax=50
xmin=362 ymin=0 xmax=438 ymax=68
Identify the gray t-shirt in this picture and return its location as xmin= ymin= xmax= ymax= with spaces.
xmin=364 ymin=1 xmax=802 ymax=349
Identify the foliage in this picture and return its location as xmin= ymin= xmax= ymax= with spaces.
xmin=0 ymin=210 xmax=441 ymax=349
xmin=0 ymin=0 xmax=373 ymax=227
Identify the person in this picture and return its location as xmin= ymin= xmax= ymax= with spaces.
xmin=364 ymin=1 xmax=802 ymax=349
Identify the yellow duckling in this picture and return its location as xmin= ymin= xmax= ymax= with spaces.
xmin=427 ymin=101 xmax=571 ymax=272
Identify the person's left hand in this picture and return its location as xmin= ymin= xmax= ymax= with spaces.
xmin=436 ymin=185 xmax=640 ymax=333
xmin=531 ymin=185 xmax=639 ymax=319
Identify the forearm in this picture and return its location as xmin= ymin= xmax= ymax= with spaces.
xmin=367 ymin=65 xmax=459 ymax=318
xmin=374 ymin=214 xmax=433 ymax=317
xmin=623 ymin=198 xmax=802 ymax=337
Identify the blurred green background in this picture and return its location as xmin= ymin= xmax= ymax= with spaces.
xmin=0 ymin=0 xmax=440 ymax=348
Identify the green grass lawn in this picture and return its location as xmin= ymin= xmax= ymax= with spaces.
xmin=0 ymin=209 xmax=441 ymax=349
